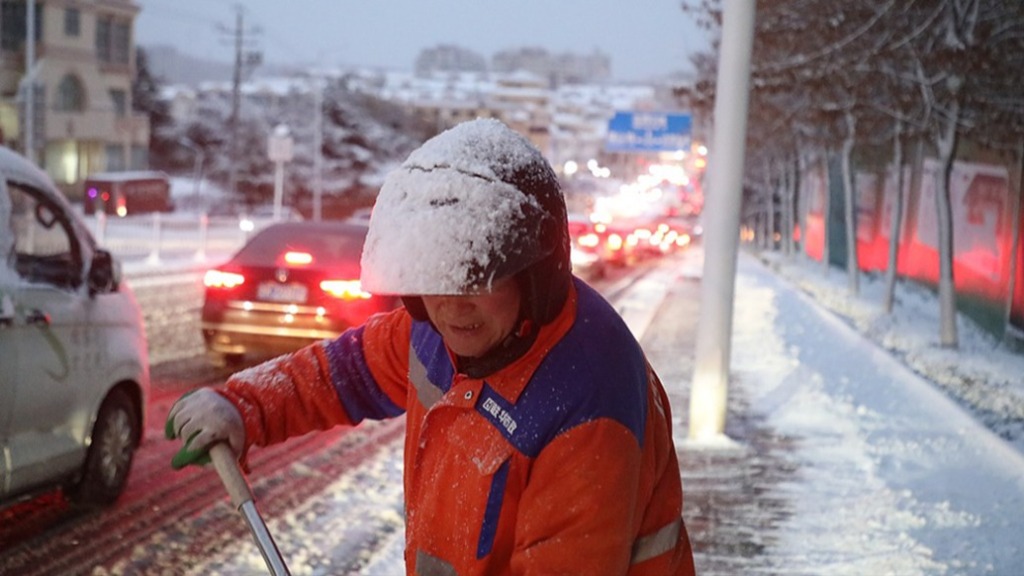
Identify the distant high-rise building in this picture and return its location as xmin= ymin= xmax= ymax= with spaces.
xmin=414 ymin=44 xmax=488 ymax=77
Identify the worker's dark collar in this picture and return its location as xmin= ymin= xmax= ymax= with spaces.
xmin=451 ymin=281 xmax=578 ymax=405
xmin=456 ymin=319 xmax=538 ymax=379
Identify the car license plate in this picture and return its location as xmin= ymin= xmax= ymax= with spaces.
xmin=257 ymin=282 xmax=308 ymax=303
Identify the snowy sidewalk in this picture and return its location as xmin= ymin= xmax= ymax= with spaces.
xmin=644 ymin=250 xmax=1024 ymax=575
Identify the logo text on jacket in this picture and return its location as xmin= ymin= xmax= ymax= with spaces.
xmin=482 ymin=396 xmax=518 ymax=435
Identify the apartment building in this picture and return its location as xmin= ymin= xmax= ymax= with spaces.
xmin=486 ymin=70 xmax=551 ymax=159
xmin=371 ymin=69 xmax=553 ymax=160
xmin=0 ymin=0 xmax=148 ymax=197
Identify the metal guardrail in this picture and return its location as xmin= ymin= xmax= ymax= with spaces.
xmin=88 ymin=212 xmax=256 ymax=266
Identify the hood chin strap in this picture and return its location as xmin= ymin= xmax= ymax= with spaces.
xmin=457 ymin=317 xmax=538 ymax=379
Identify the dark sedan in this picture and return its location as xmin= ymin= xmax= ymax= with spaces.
xmin=201 ymin=221 xmax=399 ymax=366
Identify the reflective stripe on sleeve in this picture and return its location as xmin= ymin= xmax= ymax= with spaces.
xmin=409 ymin=341 xmax=443 ymax=409
xmin=631 ymin=517 xmax=682 ymax=565
xmin=416 ymin=550 xmax=459 ymax=576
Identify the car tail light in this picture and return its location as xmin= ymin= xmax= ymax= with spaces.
xmin=607 ymin=233 xmax=623 ymax=251
xmin=283 ymin=251 xmax=313 ymax=265
xmin=578 ymin=232 xmax=600 ymax=248
xmin=205 ymin=269 xmax=245 ymax=288
xmin=320 ymin=279 xmax=372 ymax=300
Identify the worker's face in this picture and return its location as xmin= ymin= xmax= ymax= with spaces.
xmin=422 ymin=276 xmax=522 ymax=358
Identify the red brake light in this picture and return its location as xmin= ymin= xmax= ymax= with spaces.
xmin=320 ymin=279 xmax=372 ymax=300
xmin=578 ymin=233 xmax=599 ymax=248
xmin=284 ymin=251 xmax=313 ymax=265
xmin=204 ymin=269 xmax=245 ymax=288
xmin=607 ymin=234 xmax=623 ymax=251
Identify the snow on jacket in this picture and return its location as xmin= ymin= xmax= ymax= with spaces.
xmin=218 ymin=278 xmax=696 ymax=575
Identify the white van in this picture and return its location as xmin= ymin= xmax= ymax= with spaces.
xmin=0 ymin=147 xmax=150 ymax=508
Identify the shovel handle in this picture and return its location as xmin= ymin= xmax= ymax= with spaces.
xmin=209 ymin=443 xmax=292 ymax=576
xmin=210 ymin=443 xmax=253 ymax=509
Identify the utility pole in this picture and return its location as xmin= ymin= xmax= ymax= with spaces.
xmin=218 ymin=6 xmax=261 ymax=199
xmin=24 ymin=0 xmax=36 ymax=164
xmin=313 ymin=76 xmax=324 ymax=221
xmin=227 ymin=8 xmax=242 ymax=198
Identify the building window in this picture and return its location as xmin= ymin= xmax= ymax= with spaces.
xmin=56 ymin=74 xmax=86 ymax=112
xmin=112 ymin=21 xmax=130 ymax=64
xmin=105 ymin=143 xmax=125 ymax=171
xmin=1 ymin=0 xmax=44 ymax=52
xmin=131 ymin=145 xmax=148 ymax=170
xmin=95 ymin=15 xmax=130 ymax=65
xmin=109 ymin=89 xmax=126 ymax=116
xmin=65 ymin=8 xmax=80 ymax=36
xmin=95 ymin=17 xmax=110 ymax=61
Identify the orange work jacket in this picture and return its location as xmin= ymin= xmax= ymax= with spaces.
xmin=218 ymin=278 xmax=695 ymax=575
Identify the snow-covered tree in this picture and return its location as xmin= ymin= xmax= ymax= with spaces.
xmin=145 ymin=74 xmax=430 ymax=217
xmin=906 ymin=0 xmax=1024 ymax=347
xmin=684 ymin=0 xmax=1024 ymax=348
xmin=132 ymin=47 xmax=175 ymax=168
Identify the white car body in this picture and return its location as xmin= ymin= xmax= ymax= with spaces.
xmin=0 ymin=147 xmax=150 ymax=507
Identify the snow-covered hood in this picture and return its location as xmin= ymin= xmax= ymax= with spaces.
xmin=360 ymin=119 xmax=552 ymax=295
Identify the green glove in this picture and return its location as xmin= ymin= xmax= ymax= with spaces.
xmin=165 ymin=388 xmax=245 ymax=470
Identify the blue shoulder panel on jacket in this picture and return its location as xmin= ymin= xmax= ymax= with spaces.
xmin=477 ymin=279 xmax=649 ymax=458
xmin=323 ymin=326 xmax=404 ymax=423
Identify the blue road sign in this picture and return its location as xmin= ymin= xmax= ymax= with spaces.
xmin=605 ymin=111 xmax=691 ymax=153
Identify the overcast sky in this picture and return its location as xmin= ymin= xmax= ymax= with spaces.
xmin=134 ymin=0 xmax=709 ymax=83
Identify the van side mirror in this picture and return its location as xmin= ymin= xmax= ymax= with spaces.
xmin=88 ymin=249 xmax=121 ymax=295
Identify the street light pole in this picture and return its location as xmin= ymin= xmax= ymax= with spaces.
xmin=268 ymin=124 xmax=293 ymax=222
xmin=688 ymin=0 xmax=757 ymax=441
